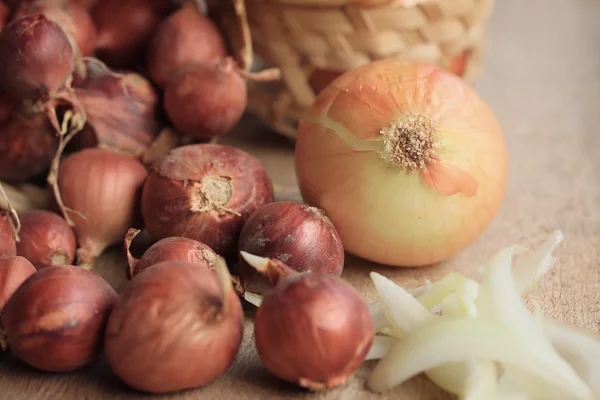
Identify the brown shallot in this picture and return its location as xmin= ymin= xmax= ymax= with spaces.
xmin=16 ymin=209 xmax=76 ymax=269
xmin=141 ymin=144 xmax=274 ymax=256
xmin=0 ymin=111 xmax=58 ymax=182
xmin=146 ymin=3 xmax=227 ymax=88
xmin=242 ymin=252 xmax=374 ymax=391
xmin=91 ymin=0 xmax=174 ymax=68
xmin=238 ymin=201 xmax=344 ymax=296
xmin=52 ymin=147 xmax=148 ymax=269
xmin=1 ymin=265 xmax=117 ymax=371
xmin=0 ymin=256 xmax=36 ymax=351
xmin=163 ymin=58 xmax=247 ymax=141
xmin=104 ymin=258 xmax=244 ymax=393
xmin=124 ymin=228 xmax=217 ymax=278
xmin=0 ymin=13 xmax=74 ymax=102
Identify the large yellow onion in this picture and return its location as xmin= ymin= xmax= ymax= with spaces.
xmin=295 ymin=60 xmax=507 ymax=267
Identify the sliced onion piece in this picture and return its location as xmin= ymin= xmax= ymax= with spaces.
xmin=542 ymin=318 xmax=600 ymax=397
xmin=513 ymin=230 xmax=564 ymax=295
xmin=369 ymin=301 xmax=394 ymax=335
xmin=440 ymin=280 xmax=480 ymax=318
xmin=243 ymin=292 xmax=263 ymax=307
xmin=365 ymin=336 xmax=398 ymax=361
xmin=369 ymin=272 xmax=433 ymax=336
xmin=475 ymin=243 xmax=590 ymax=397
xmin=367 ymin=317 xmax=592 ymax=399
xmin=425 ymin=364 xmax=469 ymax=395
xmin=475 ymin=245 xmax=528 ymax=324
xmin=461 ymin=361 xmax=498 ymax=400
xmin=415 ymin=272 xmax=470 ymax=310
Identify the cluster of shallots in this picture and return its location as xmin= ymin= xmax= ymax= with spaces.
xmin=0 ymin=140 xmax=376 ymax=394
xmin=0 ymin=0 xmax=275 ymax=268
xmin=0 ymin=0 xmax=378 ymax=394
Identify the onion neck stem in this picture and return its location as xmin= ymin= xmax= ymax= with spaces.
xmin=76 ymin=241 xmax=104 ymax=271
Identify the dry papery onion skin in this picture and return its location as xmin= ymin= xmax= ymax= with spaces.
xmin=295 ymin=59 xmax=507 ymax=268
xmin=365 ymin=229 xmax=599 ymax=400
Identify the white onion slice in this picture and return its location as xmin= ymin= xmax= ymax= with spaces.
xmin=369 ymin=301 xmax=395 ymax=335
xmin=243 ymin=292 xmax=263 ymax=307
xmin=513 ymin=230 xmax=564 ymax=294
xmin=365 ymin=335 xmax=398 ymax=361
xmin=369 ymin=272 xmax=433 ymax=335
xmin=366 ymin=229 xmax=596 ymax=399
xmin=542 ymin=319 xmax=600 ymax=397
xmin=415 ymin=273 xmax=470 ymax=310
xmin=367 ymin=317 xmax=592 ymax=399
xmin=461 ymin=361 xmax=498 ymax=400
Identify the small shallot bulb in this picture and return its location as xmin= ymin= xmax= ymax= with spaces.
xmin=147 ymin=4 xmax=227 ymax=88
xmin=0 ymin=256 xmax=36 ymax=350
xmin=238 ymin=201 xmax=344 ymax=296
xmin=242 ymin=252 xmax=374 ymax=391
xmin=1 ymin=265 xmax=118 ymax=371
xmin=141 ymin=144 xmax=274 ymax=256
xmin=0 ymin=13 xmax=74 ymax=102
xmin=12 ymin=1 xmax=97 ymax=56
xmin=54 ymin=148 xmax=148 ymax=269
xmin=71 ymin=58 xmax=161 ymax=156
xmin=91 ymin=0 xmax=173 ymax=68
xmin=0 ymin=111 xmax=58 ymax=182
xmin=16 ymin=209 xmax=76 ymax=270
xmin=104 ymin=258 xmax=244 ymax=393
xmin=124 ymin=228 xmax=217 ymax=278
xmin=0 ymin=256 xmax=35 ymax=311
xmin=164 ymin=58 xmax=247 ymax=141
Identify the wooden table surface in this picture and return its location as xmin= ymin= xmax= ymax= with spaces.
xmin=2 ymin=0 xmax=600 ymax=398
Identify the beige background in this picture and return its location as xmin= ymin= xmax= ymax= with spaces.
xmin=1 ymin=0 xmax=599 ymax=398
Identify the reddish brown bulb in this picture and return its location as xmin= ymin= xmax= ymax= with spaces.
xmin=244 ymin=254 xmax=374 ymax=391
xmin=0 ymin=111 xmax=58 ymax=182
xmin=238 ymin=201 xmax=344 ymax=296
xmin=0 ymin=256 xmax=36 ymax=312
xmin=141 ymin=144 xmax=274 ymax=257
xmin=12 ymin=1 xmax=97 ymax=57
xmin=164 ymin=58 xmax=247 ymax=141
xmin=146 ymin=4 xmax=227 ymax=88
xmin=125 ymin=228 xmax=217 ymax=278
xmin=104 ymin=259 xmax=244 ymax=393
xmin=0 ymin=13 xmax=74 ymax=102
xmin=54 ymin=147 xmax=148 ymax=269
xmin=91 ymin=0 xmax=173 ymax=68
xmin=1 ymin=265 xmax=118 ymax=371
xmin=16 ymin=209 xmax=76 ymax=270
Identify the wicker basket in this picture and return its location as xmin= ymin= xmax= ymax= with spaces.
xmin=243 ymin=0 xmax=495 ymax=139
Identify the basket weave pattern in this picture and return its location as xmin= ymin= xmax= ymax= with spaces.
xmin=245 ymin=0 xmax=494 ymax=138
